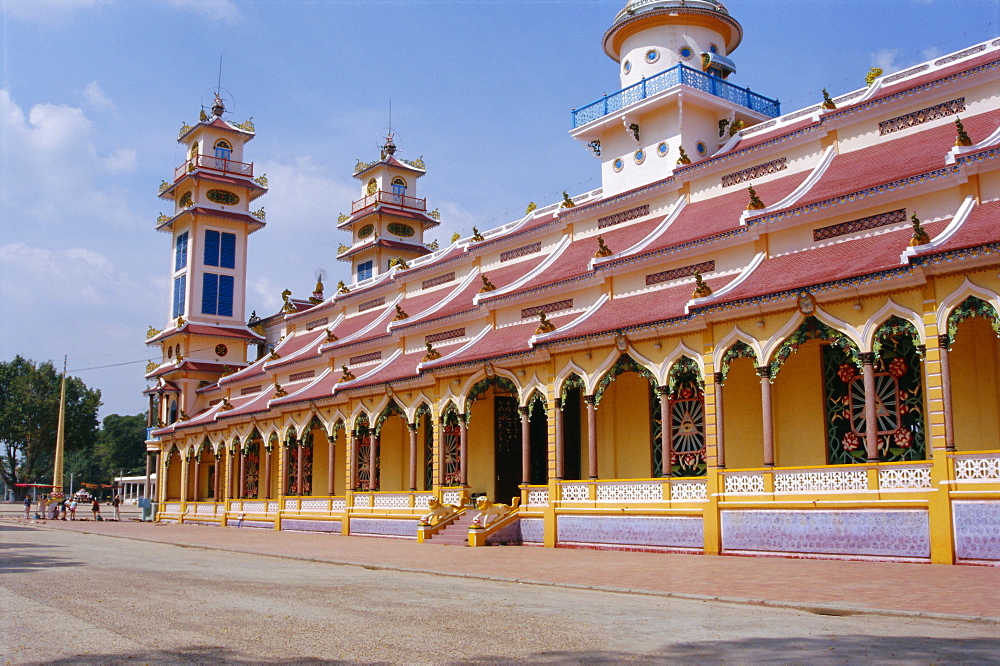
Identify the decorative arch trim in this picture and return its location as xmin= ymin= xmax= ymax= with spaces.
xmin=769 ymin=316 xmax=861 ymax=378
xmin=718 ymin=340 xmax=759 ymax=382
xmin=947 ymin=295 xmax=1000 ymax=346
xmin=593 ymin=354 xmax=658 ymax=405
xmin=872 ymin=315 xmax=922 ymax=358
xmin=559 ymin=373 xmax=587 ymax=404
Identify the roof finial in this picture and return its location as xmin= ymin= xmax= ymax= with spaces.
xmin=211 ymin=54 xmax=226 ymax=117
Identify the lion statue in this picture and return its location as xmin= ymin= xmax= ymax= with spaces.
xmin=471 ymin=496 xmax=521 ymax=528
xmin=419 ymin=497 xmax=457 ymax=526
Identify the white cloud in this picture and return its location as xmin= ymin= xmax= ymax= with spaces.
xmin=84 ymin=81 xmax=115 ymax=111
xmin=872 ymin=49 xmax=901 ymax=75
xmin=4 ymin=0 xmax=111 ymax=21
xmin=164 ymin=0 xmax=240 ymax=21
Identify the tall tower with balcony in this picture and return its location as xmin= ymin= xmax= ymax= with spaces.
xmin=570 ymin=0 xmax=780 ymax=196
xmin=146 ymin=95 xmax=266 ymax=423
xmin=338 ymin=135 xmax=439 ymax=284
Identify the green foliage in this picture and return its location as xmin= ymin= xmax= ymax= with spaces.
xmin=0 ymin=356 xmax=102 ymax=498
xmin=95 ymin=413 xmax=148 ymax=477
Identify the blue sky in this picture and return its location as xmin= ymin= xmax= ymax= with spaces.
xmin=1 ymin=0 xmax=997 ymax=418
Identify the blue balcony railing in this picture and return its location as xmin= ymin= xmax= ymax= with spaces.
xmin=572 ymin=64 xmax=780 ymax=128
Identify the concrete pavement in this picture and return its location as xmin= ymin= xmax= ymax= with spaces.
xmin=4 ymin=508 xmax=998 ymax=623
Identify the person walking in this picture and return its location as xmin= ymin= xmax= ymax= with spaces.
xmin=39 ymin=494 xmax=49 ymax=520
xmin=112 ymin=495 xmax=121 ymax=521
xmin=23 ymin=494 xmax=32 ymax=520
xmin=91 ymin=497 xmax=101 ymax=521
xmin=69 ymin=499 xmax=77 ymax=520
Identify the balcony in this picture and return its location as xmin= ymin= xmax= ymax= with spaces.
xmin=174 ymin=153 xmax=254 ymax=181
xmin=572 ymin=63 xmax=780 ymax=129
xmin=351 ymin=190 xmax=427 ymax=214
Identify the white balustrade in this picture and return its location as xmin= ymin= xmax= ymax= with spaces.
xmin=724 ymin=473 xmax=766 ymax=494
xmin=373 ymin=494 xmax=410 ymax=509
xmin=331 ymin=498 xmax=347 ymax=511
xmin=773 ymin=469 xmax=867 ymax=493
xmin=526 ymin=488 xmax=549 ymax=506
xmin=596 ymin=481 xmax=663 ymax=502
xmin=441 ymin=490 xmax=462 ymax=505
xmin=195 ymin=504 xmax=216 ymax=515
xmin=353 ymin=494 xmax=372 ymax=508
xmin=413 ymin=494 xmax=433 ymax=509
xmin=560 ymin=483 xmax=589 ymax=502
xmin=267 ymin=501 xmax=280 ymax=513
xmin=300 ymin=499 xmax=329 ymax=512
xmin=954 ymin=454 xmax=1000 ymax=481
xmin=164 ymin=503 xmax=181 ymax=513
xmin=670 ymin=480 xmax=708 ymax=501
xmin=242 ymin=501 xmax=266 ymax=513
xmin=284 ymin=499 xmax=298 ymax=511
xmin=878 ymin=466 xmax=932 ymax=490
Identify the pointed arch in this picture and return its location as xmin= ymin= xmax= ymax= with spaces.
xmin=768 ymin=316 xmax=862 ymax=379
xmin=762 ymin=310 xmax=862 ymax=372
xmin=872 ymin=315 xmax=922 ymax=358
xmin=589 ymin=345 xmax=658 ymax=397
xmin=593 ymin=353 xmax=658 ymax=405
xmin=404 ymin=392 xmax=436 ymax=423
xmin=663 ymin=355 xmax=707 ymax=478
xmin=558 ymin=372 xmax=587 ymax=404
xmin=935 ymin=278 xmax=1000 ymax=337
xmin=718 ymin=340 xmax=760 ymax=382
xmin=373 ymin=399 xmax=406 ymax=435
xmin=464 ymin=374 xmax=518 ymax=419
xmin=862 ymin=299 xmax=923 ymax=352
xmin=659 ymin=341 xmax=704 ymax=386
xmin=947 ymin=295 xmax=1000 ymax=345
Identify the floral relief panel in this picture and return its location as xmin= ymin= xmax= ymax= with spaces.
xmin=823 ymin=328 xmax=925 ymax=464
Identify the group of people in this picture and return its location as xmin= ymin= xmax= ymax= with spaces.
xmin=22 ymin=494 xmax=122 ymax=522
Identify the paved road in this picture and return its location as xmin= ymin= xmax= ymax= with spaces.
xmin=2 ymin=524 xmax=998 ymax=663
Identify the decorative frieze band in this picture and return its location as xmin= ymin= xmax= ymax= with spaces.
xmin=349 ymin=351 xmax=382 ymax=365
xmin=289 ymin=370 xmax=315 ymax=382
xmin=500 ymin=242 xmax=542 ymax=262
xmin=425 ymin=328 xmax=466 ymax=344
xmin=597 ymin=204 xmax=649 ymax=229
xmin=812 ymin=209 xmax=906 ymax=241
xmin=721 ymin=158 xmax=787 ymax=187
xmin=879 ymin=98 xmax=965 ymax=136
xmin=240 ymin=385 xmax=262 ymax=396
xmin=521 ymin=299 xmax=573 ymax=319
xmin=645 ymin=261 xmax=716 ymax=285
xmin=304 ymin=317 xmax=328 ymax=331
xmin=934 ymin=45 xmax=986 ymax=67
xmin=882 ymin=64 xmax=930 ymax=84
xmin=421 ymin=272 xmax=455 ymax=289
xmin=358 ymin=296 xmax=385 ymax=312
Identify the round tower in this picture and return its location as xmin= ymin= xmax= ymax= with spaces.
xmin=604 ymin=0 xmax=743 ymax=86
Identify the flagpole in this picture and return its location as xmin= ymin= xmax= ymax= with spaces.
xmin=53 ymin=356 xmax=67 ymax=498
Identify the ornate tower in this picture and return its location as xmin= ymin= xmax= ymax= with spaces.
xmin=337 ymin=135 xmax=439 ymax=283
xmin=146 ymin=95 xmax=266 ymax=423
xmin=571 ymin=0 xmax=780 ymax=196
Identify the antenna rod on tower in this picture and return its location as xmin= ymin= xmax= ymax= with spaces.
xmin=389 ymin=98 xmax=392 ymax=136
xmin=217 ymin=54 xmax=223 ymax=95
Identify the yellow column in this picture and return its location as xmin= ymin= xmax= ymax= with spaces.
xmin=921 ymin=280 xmax=955 ymax=564
xmin=342 ymin=426 xmax=353 ymax=536
xmin=544 ymin=376 xmax=558 ymax=548
xmin=702 ymin=342 xmax=722 ymax=556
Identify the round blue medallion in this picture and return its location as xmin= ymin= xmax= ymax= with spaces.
xmin=634 ymin=149 xmax=646 ymax=165
xmin=657 ymin=142 xmax=669 ymax=157
xmin=613 ymin=158 xmax=624 ymax=172
xmin=645 ymin=49 xmax=659 ymax=64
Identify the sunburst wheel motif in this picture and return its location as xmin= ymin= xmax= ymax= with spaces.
xmin=850 ymin=373 xmax=899 ymax=435
xmin=442 ymin=425 xmax=461 ymax=485
xmin=670 ymin=399 xmax=705 ymax=454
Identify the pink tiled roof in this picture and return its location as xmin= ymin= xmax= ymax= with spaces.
xmin=425 ymin=314 xmax=573 ymax=369
xmin=911 ymin=199 xmax=1000 ymax=257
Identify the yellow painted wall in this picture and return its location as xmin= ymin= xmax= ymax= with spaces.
xmin=379 ymin=416 xmax=409 ymax=491
xmin=951 ymin=316 xmax=1000 ymax=451
xmin=597 ymin=372 xmax=653 ymax=479
xmin=723 ymin=357 xmax=764 ymax=469
xmin=166 ymin=452 xmax=181 ymax=498
xmin=311 ymin=429 xmax=329 ymax=496
xmin=773 ymin=340 xmax=828 ymax=466
xmin=467 ymin=389 xmax=497 ymax=496
xmin=333 ymin=431 xmax=346 ymax=496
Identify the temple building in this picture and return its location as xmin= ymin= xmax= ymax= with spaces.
xmin=144 ymin=0 xmax=1000 ymax=565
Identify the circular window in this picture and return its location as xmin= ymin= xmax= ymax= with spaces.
xmin=696 ymin=141 xmax=707 ymax=156
xmin=613 ymin=158 xmax=625 ymax=173
xmin=207 ymin=189 xmax=240 ymax=206
xmin=215 ymin=344 xmax=228 ymax=357
xmin=366 ymin=179 xmax=377 ymax=195
xmin=623 ymin=60 xmax=632 ymax=74
xmin=167 ymin=345 xmax=174 ymax=359
xmin=679 ymin=46 xmax=693 ymax=59
xmin=709 ymin=44 xmax=719 ymax=54
xmin=657 ymin=142 xmax=669 ymax=157
xmin=645 ymin=49 xmax=660 ymax=64
xmin=358 ymin=224 xmax=375 ymax=238
xmin=387 ymin=222 xmax=414 ymax=237
xmin=179 ymin=192 xmax=193 ymax=208
xmin=634 ymin=149 xmax=646 ymax=165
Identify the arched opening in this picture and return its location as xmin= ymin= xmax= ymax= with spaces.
xmin=329 ymin=420 xmax=347 ymax=496
xmin=391 ymin=176 xmax=406 ymax=196
xmin=439 ymin=403 xmax=462 ymax=487
xmin=664 ymin=356 xmax=706 ymax=477
xmin=559 ymin=374 xmax=586 ymax=480
xmin=353 ymin=414 xmax=373 ymax=491
xmin=947 ymin=297 xmax=1000 ymax=451
xmin=466 ymin=376 xmax=520 ymax=501
xmin=164 ymin=448 xmax=182 ymax=500
xmin=373 ymin=401 xmax=409 ymax=492
xmin=243 ymin=433 xmax=261 ymax=499
xmin=415 ymin=404 xmax=434 ymax=491
xmin=286 ymin=427 xmax=312 ymax=496
xmin=528 ymin=391 xmax=549 ymax=486
xmin=593 ymin=355 xmax=658 ymax=479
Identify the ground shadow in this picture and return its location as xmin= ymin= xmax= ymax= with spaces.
xmin=0 ymin=524 xmax=82 ymax=573
xmin=46 ymin=645 xmax=332 ymax=664
xmin=470 ymin=634 xmax=1000 ymax=663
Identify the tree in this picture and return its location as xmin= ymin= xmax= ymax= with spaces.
xmin=0 ymin=356 xmax=102 ymax=498
xmin=95 ymin=413 xmax=147 ymax=479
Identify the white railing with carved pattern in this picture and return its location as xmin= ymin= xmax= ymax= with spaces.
xmin=560 ymin=483 xmax=590 ymax=502
xmin=723 ymin=472 xmax=766 ymax=494
xmin=284 ymin=498 xmax=298 ymax=511
xmin=596 ymin=481 xmax=664 ymax=502
xmin=241 ymin=501 xmax=267 ymax=513
xmin=773 ymin=468 xmax=867 ymax=493
xmin=441 ymin=490 xmax=463 ymax=506
xmin=331 ymin=497 xmax=347 ymax=512
xmin=372 ymin=493 xmax=411 ymax=509
xmin=352 ymin=493 xmax=372 ymax=508
xmin=299 ymin=498 xmax=329 ymax=513
xmin=526 ymin=486 xmax=549 ymax=506
xmin=952 ymin=451 xmax=1000 ymax=482
xmin=669 ymin=479 xmax=708 ymax=501
xmin=413 ymin=493 xmax=434 ymax=510
xmin=878 ymin=464 xmax=932 ymax=490
xmin=164 ymin=502 xmax=182 ymax=514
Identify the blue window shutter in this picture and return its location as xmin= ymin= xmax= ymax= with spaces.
xmin=175 ymin=232 xmax=189 ymax=271
xmin=357 ymin=260 xmax=372 ymax=281
xmin=218 ymin=275 xmax=234 ymax=317
xmin=172 ymin=275 xmax=186 ymax=318
xmin=220 ymin=233 xmax=236 ymax=269
xmin=201 ymin=273 xmax=219 ymax=315
xmin=204 ymin=230 xmax=220 ymax=266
